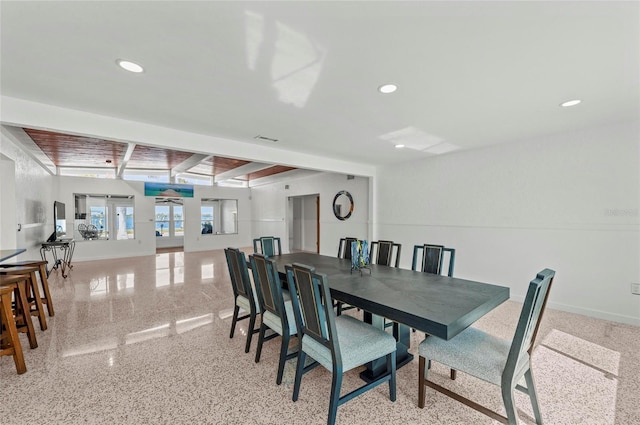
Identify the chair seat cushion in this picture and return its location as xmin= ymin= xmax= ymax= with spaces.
xmin=262 ymin=298 xmax=297 ymax=336
xmin=236 ymin=293 xmax=260 ymax=314
xmin=418 ymin=326 xmax=529 ymax=385
xmin=302 ymin=315 xmax=396 ymax=372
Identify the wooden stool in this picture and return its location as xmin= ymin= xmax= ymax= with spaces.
xmin=1 ymin=260 xmax=55 ymax=316
xmin=0 ymin=266 xmax=47 ymax=331
xmin=0 ymin=285 xmax=26 ymax=374
xmin=0 ymin=275 xmax=37 ymax=349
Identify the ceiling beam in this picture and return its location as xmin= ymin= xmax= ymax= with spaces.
xmin=117 ymin=142 xmax=136 ymax=178
xmin=171 ymin=153 xmax=210 ymax=177
xmin=214 ymin=162 xmax=273 ymax=183
xmin=1 ymin=125 xmax=56 ymax=174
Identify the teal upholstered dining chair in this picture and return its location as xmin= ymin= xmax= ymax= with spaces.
xmin=224 ymin=247 xmax=261 ymax=353
xmin=286 ymin=263 xmax=397 ymax=425
xmin=369 ymin=240 xmax=401 ymax=267
xmin=253 ymin=236 xmax=282 ymax=257
xmin=418 ymin=268 xmax=555 ymax=425
xmin=249 ymin=253 xmax=298 ymax=385
xmin=411 ymin=244 xmax=456 ymax=277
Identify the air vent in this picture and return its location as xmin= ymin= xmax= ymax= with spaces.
xmin=254 ymin=135 xmax=279 ymax=142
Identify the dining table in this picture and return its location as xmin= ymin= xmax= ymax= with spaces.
xmin=272 ymin=252 xmax=510 ymax=382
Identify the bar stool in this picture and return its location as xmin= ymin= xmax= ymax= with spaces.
xmin=0 ymin=285 xmax=26 ymax=374
xmin=0 ymin=266 xmax=47 ymax=331
xmin=1 ymin=260 xmax=55 ymax=316
xmin=0 ymin=274 xmax=37 ymax=349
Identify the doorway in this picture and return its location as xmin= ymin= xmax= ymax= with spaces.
xmin=154 ymin=198 xmax=184 ymax=250
xmin=288 ymin=194 xmax=319 ymax=253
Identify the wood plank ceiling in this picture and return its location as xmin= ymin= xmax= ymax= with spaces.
xmin=23 ymin=128 xmax=296 ymax=183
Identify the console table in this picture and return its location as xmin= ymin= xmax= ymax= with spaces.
xmin=40 ymin=240 xmax=75 ymax=278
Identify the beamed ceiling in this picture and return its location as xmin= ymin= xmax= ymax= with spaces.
xmin=19 ymin=128 xmax=300 ymax=186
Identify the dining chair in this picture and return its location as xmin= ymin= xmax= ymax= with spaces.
xmin=224 ymin=247 xmax=261 ymax=353
xmin=337 ymin=237 xmax=359 ymax=260
xmin=253 ymin=236 xmax=282 ymax=257
xmin=335 ymin=237 xmax=361 ymax=315
xmin=411 ymin=244 xmax=456 ymax=277
xmin=249 ymin=253 xmax=298 ymax=385
xmin=0 ymin=265 xmax=48 ymax=331
xmin=286 ymin=262 xmax=397 ymax=425
xmin=369 ymin=240 xmax=401 ymax=267
xmin=418 ymin=268 xmax=555 ymax=425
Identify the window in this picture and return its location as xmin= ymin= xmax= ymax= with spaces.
xmin=61 ymin=168 xmax=115 ymax=179
xmin=176 ymin=173 xmax=212 ymax=186
xmin=122 ymin=169 xmax=170 ymax=183
xmin=74 ymin=194 xmax=134 ymax=240
xmin=201 ymin=199 xmax=238 ymax=235
xmin=155 ymin=199 xmax=184 ymax=237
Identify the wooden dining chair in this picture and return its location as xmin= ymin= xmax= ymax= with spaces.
xmin=418 ymin=269 xmax=555 ymax=425
xmin=249 ymin=253 xmax=298 ymax=385
xmin=0 ymin=274 xmax=38 ymax=349
xmin=369 ymin=240 xmax=401 ymax=267
xmin=286 ymin=262 xmax=397 ymax=425
xmin=411 ymin=244 xmax=456 ymax=277
xmin=337 ymin=237 xmax=358 ymax=260
xmin=224 ymin=247 xmax=261 ymax=353
xmin=253 ymin=236 xmax=282 ymax=257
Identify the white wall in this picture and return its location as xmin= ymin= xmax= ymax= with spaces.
xmin=375 ymin=121 xmax=640 ymax=325
xmin=250 ymin=173 xmax=369 ymax=256
xmin=56 ymin=177 xmax=252 ymax=261
xmin=0 ymin=133 xmax=53 ymax=259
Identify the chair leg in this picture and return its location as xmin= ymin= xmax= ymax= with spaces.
xmin=254 ymin=323 xmax=266 ymax=363
xmin=0 ymin=290 xmax=26 ymax=374
xmin=27 ymin=270 xmax=47 ymax=331
xmin=524 ymin=369 xmax=543 ymax=425
xmin=37 ymin=264 xmax=55 ymax=316
xmin=388 ymin=351 xmax=397 ymax=401
xmin=418 ymin=356 xmax=427 ymax=408
xmin=245 ymin=313 xmax=256 ymax=353
xmin=502 ymin=384 xmax=519 ymax=425
xmin=292 ymin=350 xmax=306 ymax=402
xmin=229 ymin=305 xmax=240 ymax=338
xmin=276 ymin=333 xmax=290 ymax=385
xmin=450 ymin=369 xmax=457 ymax=380
xmin=327 ymin=371 xmax=343 ymax=425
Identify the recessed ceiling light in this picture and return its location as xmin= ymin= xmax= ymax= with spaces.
xmin=395 ymin=144 xmax=405 ymax=149
xmin=560 ymin=99 xmax=581 ymax=107
xmin=116 ymin=59 xmax=144 ymax=73
xmin=378 ymin=84 xmax=397 ymax=94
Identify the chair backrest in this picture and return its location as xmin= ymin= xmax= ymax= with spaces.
xmin=370 ymin=240 xmax=402 ymax=267
xmin=411 ymin=244 xmax=456 ymax=277
xmin=253 ymin=236 xmax=282 ymax=257
xmin=286 ymin=263 xmax=340 ymax=363
xmin=503 ymin=269 xmax=555 ymax=385
xmin=224 ymin=247 xmax=253 ymax=303
xmin=338 ymin=237 xmax=359 ymax=260
xmin=249 ymin=253 xmax=285 ymax=320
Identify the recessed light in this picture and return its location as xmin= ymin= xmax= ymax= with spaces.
xmin=560 ymin=99 xmax=581 ymax=107
xmin=395 ymin=144 xmax=405 ymax=149
xmin=116 ymin=59 xmax=144 ymax=73
xmin=378 ymin=84 xmax=397 ymax=94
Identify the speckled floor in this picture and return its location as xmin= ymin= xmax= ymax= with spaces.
xmin=1 ymin=249 xmax=638 ymax=425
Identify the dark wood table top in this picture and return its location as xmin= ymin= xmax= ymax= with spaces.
xmin=0 ymin=249 xmax=26 ymax=263
xmin=273 ymin=252 xmax=510 ymax=340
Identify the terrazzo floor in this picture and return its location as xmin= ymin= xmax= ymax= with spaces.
xmin=1 ymin=249 xmax=638 ymax=425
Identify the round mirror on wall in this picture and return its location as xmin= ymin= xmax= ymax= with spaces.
xmin=333 ymin=191 xmax=354 ymax=220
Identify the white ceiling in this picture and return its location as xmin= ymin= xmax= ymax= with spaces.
xmin=1 ymin=1 xmax=638 ymax=167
